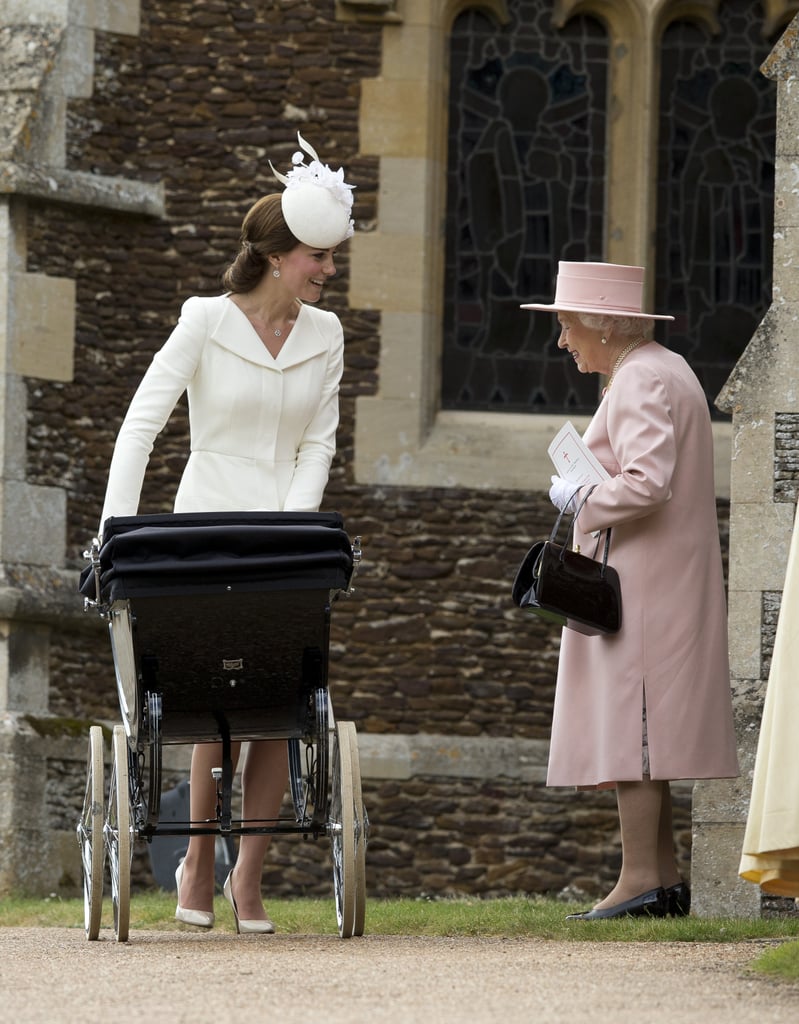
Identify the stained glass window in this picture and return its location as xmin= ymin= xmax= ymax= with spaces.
xmin=655 ymin=1 xmax=780 ymax=414
xmin=442 ymin=4 xmax=608 ymax=413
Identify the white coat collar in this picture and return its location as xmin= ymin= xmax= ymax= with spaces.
xmin=210 ymin=296 xmax=330 ymax=370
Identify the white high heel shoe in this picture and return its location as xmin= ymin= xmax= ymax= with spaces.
xmin=174 ymin=861 xmax=215 ymax=929
xmin=223 ymin=871 xmax=275 ymax=934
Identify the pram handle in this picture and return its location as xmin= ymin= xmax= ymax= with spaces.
xmin=82 ymin=537 xmax=105 ymax=614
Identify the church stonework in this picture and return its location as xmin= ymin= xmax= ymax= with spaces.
xmin=694 ymin=14 xmax=799 ymax=917
xmin=0 ymin=1 xmax=794 ymax=916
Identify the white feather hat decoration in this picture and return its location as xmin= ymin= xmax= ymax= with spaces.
xmin=269 ymin=132 xmax=355 ymax=248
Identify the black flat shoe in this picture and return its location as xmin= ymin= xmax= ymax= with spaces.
xmin=566 ymin=886 xmax=668 ymax=921
xmin=665 ymin=882 xmax=691 ymax=917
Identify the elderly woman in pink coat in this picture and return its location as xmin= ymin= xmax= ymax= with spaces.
xmin=522 ymin=262 xmax=739 ymax=919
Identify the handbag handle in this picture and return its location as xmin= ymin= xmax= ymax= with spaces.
xmin=550 ymin=485 xmax=613 ymax=576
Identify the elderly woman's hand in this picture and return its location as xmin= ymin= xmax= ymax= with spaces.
xmin=549 ymin=475 xmax=582 ymax=514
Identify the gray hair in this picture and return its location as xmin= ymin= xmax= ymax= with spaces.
xmin=576 ymin=312 xmax=653 ymax=341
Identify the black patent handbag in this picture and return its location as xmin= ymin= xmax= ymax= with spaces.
xmin=511 ymin=486 xmax=622 ymax=636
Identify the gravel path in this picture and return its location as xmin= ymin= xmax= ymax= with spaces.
xmin=1 ymin=928 xmax=797 ymax=1023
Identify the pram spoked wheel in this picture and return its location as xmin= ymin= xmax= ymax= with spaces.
xmin=288 ymin=686 xmax=329 ymax=829
xmin=77 ymin=725 xmax=105 ymax=940
xmin=348 ymin=722 xmax=368 ymax=937
xmin=106 ymin=724 xmax=133 ymax=942
xmin=330 ymin=720 xmax=368 ymax=938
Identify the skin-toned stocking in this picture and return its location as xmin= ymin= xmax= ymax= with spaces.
xmin=593 ymin=778 xmax=664 ymax=910
xmin=656 ymin=779 xmax=683 ymax=889
xmin=227 ymin=740 xmax=288 ymax=921
xmin=176 ymin=740 xmax=287 ymax=919
xmin=177 ymin=740 xmax=240 ymax=914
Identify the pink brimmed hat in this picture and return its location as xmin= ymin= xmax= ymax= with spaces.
xmin=520 ymin=262 xmax=674 ymax=321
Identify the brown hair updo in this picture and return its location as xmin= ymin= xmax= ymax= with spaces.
xmin=222 ymin=193 xmax=301 ymax=294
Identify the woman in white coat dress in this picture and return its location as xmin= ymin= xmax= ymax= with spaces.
xmin=521 ymin=262 xmax=739 ymax=920
xmin=99 ymin=135 xmax=354 ymax=933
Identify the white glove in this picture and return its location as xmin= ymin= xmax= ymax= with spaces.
xmin=549 ymin=475 xmax=582 ymax=513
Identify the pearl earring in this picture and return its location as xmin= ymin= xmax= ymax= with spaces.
xmin=601 ymin=336 xmax=607 ymax=345
xmin=272 ymin=268 xmax=280 ymax=279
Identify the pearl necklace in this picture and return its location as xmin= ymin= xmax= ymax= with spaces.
xmin=605 ymin=340 xmax=641 ymax=391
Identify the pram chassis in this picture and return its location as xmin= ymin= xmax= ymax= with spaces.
xmin=76 ymin=511 xmax=367 ymax=941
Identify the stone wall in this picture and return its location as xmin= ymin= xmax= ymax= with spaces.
xmin=693 ymin=16 xmax=799 ymax=918
xmin=49 ymin=730 xmax=694 ymax=900
xmin=3 ymin=0 xmax=728 ymax=904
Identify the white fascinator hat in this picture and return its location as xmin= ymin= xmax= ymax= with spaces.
xmin=269 ymin=132 xmax=355 ymax=249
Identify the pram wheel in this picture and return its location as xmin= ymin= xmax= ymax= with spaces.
xmin=330 ymin=721 xmax=367 ymax=938
xmin=288 ymin=688 xmax=329 ymax=828
xmin=77 ymin=725 xmax=105 ymax=940
xmin=347 ymin=724 xmax=368 ymax=936
xmin=106 ymin=724 xmax=133 ymax=942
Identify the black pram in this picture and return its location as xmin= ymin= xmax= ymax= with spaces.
xmin=77 ymin=511 xmax=366 ymax=941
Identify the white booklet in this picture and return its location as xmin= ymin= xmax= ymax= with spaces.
xmin=547 ymin=421 xmax=610 ymax=487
